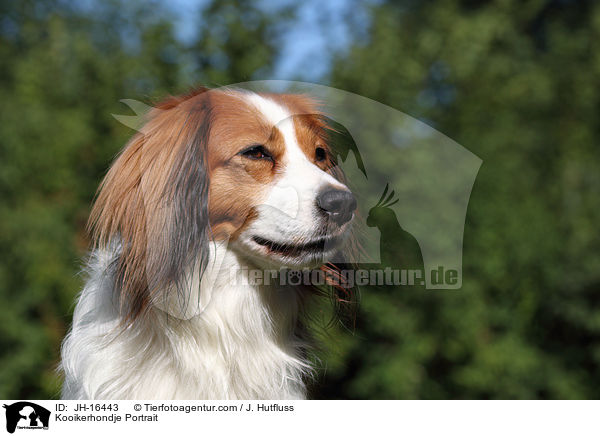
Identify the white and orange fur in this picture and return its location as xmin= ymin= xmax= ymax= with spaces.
xmin=60 ymin=87 xmax=356 ymax=399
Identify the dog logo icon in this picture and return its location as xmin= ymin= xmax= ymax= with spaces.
xmin=3 ymin=402 xmax=50 ymax=433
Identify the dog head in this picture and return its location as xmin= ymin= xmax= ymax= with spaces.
xmin=90 ymin=87 xmax=356 ymax=321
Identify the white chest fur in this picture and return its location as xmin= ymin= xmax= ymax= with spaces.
xmin=60 ymin=245 xmax=309 ymax=399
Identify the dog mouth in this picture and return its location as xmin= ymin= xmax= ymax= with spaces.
xmin=252 ymin=235 xmax=341 ymax=257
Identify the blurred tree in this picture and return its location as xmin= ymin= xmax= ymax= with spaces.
xmin=314 ymin=0 xmax=600 ymax=399
xmin=0 ymin=0 xmax=185 ymax=398
xmin=190 ymin=0 xmax=294 ymax=85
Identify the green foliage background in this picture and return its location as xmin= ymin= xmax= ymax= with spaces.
xmin=1 ymin=0 xmax=599 ymax=399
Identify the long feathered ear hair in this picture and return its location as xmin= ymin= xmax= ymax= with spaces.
xmin=89 ymin=88 xmax=213 ymax=325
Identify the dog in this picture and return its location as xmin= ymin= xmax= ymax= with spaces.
xmin=60 ymin=87 xmax=356 ymax=399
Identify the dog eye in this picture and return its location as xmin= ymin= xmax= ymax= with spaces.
xmin=315 ymin=147 xmax=327 ymax=162
xmin=240 ymin=145 xmax=272 ymax=161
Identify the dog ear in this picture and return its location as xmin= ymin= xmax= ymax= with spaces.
xmin=89 ymin=89 xmax=213 ymax=323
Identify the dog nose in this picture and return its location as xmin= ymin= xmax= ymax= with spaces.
xmin=317 ymin=188 xmax=357 ymax=225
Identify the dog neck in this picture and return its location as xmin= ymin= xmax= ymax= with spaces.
xmin=60 ymin=243 xmax=310 ymax=399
